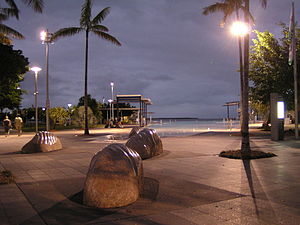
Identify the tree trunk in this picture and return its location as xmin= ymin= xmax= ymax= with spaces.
xmin=84 ymin=30 xmax=89 ymax=135
xmin=238 ymin=36 xmax=243 ymax=124
xmin=236 ymin=8 xmax=244 ymax=126
xmin=241 ymin=0 xmax=250 ymax=154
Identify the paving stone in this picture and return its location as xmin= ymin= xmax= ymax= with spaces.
xmin=0 ymin=130 xmax=300 ymax=224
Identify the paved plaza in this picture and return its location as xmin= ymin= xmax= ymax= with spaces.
xmin=0 ymin=129 xmax=300 ymax=224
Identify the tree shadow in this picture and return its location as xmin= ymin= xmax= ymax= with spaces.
xmin=242 ymin=154 xmax=281 ymax=224
xmin=242 ymin=159 xmax=259 ymax=216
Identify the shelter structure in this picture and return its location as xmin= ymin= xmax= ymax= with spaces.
xmin=223 ymin=101 xmax=240 ymax=120
xmin=116 ymin=95 xmax=152 ymax=127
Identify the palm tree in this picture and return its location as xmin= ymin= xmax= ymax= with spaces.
xmin=203 ymin=0 xmax=252 ymax=27
xmin=203 ymin=0 xmax=249 ymax=127
xmin=51 ymin=0 xmax=121 ymax=135
xmin=241 ymin=0 xmax=267 ymax=155
xmin=0 ymin=0 xmax=44 ymax=44
xmin=203 ymin=0 xmax=267 ymax=155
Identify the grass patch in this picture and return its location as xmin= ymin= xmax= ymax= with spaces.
xmin=0 ymin=170 xmax=14 ymax=184
xmin=219 ymin=150 xmax=277 ymax=160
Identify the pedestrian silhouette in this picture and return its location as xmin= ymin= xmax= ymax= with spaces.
xmin=3 ymin=116 xmax=12 ymax=137
xmin=14 ymin=114 xmax=23 ymax=136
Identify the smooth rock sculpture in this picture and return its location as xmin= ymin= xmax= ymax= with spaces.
xmin=126 ymin=128 xmax=163 ymax=159
xmin=83 ymin=143 xmax=143 ymax=208
xmin=21 ymin=131 xmax=62 ymax=153
xmin=128 ymin=127 xmax=141 ymax=138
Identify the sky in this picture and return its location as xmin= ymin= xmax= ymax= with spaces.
xmin=5 ymin=0 xmax=299 ymax=118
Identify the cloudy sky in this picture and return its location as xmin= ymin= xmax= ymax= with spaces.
xmin=5 ymin=0 xmax=298 ymax=118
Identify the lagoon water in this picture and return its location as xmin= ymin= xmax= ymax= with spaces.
xmin=149 ymin=119 xmax=241 ymax=137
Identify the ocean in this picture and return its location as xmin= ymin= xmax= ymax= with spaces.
xmin=149 ymin=119 xmax=241 ymax=137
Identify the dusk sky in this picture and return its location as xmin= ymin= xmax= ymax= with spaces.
xmin=5 ymin=0 xmax=298 ymax=118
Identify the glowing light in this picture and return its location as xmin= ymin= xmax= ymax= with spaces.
xmin=31 ymin=67 xmax=42 ymax=73
xmin=40 ymin=30 xmax=47 ymax=41
xmin=277 ymin=101 xmax=285 ymax=119
xmin=231 ymin=21 xmax=249 ymax=37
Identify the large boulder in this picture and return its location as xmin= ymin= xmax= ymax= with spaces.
xmin=21 ymin=131 xmax=62 ymax=153
xmin=128 ymin=127 xmax=141 ymax=138
xmin=83 ymin=143 xmax=143 ymax=208
xmin=126 ymin=128 xmax=163 ymax=159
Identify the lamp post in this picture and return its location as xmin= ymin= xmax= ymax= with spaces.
xmin=40 ymin=30 xmax=53 ymax=132
xmin=110 ymin=82 xmax=114 ymax=121
xmin=108 ymin=99 xmax=113 ymax=124
xmin=231 ymin=20 xmax=249 ymax=122
xmin=231 ymin=20 xmax=251 ymax=153
xmin=31 ymin=67 xmax=42 ymax=133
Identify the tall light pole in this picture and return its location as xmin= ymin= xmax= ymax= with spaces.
xmin=231 ymin=21 xmax=249 ymax=119
xmin=31 ymin=67 xmax=42 ymax=133
xmin=40 ymin=30 xmax=53 ymax=131
xmin=110 ymin=82 xmax=114 ymax=121
xmin=108 ymin=99 xmax=113 ymax=123
xmin=231 ymin=20 xmax=251 ymax=153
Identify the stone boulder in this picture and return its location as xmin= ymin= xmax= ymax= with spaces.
xmin=21 ymin=131 xmax=62 ymax=153
xmin=83 ymin=143 xmax=143 ymax=208
xmin=128 ymin=127 xmax=141 ymax=138
xmin=126 ymin=128 xmax=163 ymax=159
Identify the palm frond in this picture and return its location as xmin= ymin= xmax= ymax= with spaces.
xmin=222 ymin=7 xmax=235 ymax=24
xmin=0 ymin=24 xmax=24 ymax=39
xmin=91 ymin=24 xmax=109 ymax=32
xmin=92 ymin=30 xmax=121 ymax=46
xmin=0 ymin=8 xmax=19 ymax=20
xmin=4 ymin=0 xmax=19 ymax=11
xmin=203 ymin=3 xmax=229 ymax=15
xmin=51 ymin=27 xmax=83 ymax=41
xmin=0 ymin=14 xmax=8 ymax=22
xmin=80 ymin=0 xmax=92 ymax=28
xmin=260 ymin=0 xmax=267 ymax=8
xmin=226 ymin=0 xmax=243 ymax=8
xmin=92 ymin=7 xmax=110 ymax=25
xmin=3 ymin=0 xmax=19 ymax=18
xmin=240 ymin=6 xmax=255 ymax=24
xmin=0 ymin=33 xmax=13 ymax=45
xmin=21 ymin=0 xmax=44 ymax=13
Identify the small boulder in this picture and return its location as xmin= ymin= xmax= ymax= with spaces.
xmin=83 ymin=143 xmax=143 ymax=208
xmin=21 ymin=131 xmax=62 ymax=153
xmin=126 ymin=128 xmax=163 ymax=159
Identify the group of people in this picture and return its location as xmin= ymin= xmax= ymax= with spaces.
xmin=2 ymin=115 xmax=23 ymax=137
xmin=104 ymin=119 xmax=123 ymax=128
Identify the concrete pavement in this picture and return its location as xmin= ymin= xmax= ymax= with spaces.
xmin=0 ymin=129 xmax=300 ymax=224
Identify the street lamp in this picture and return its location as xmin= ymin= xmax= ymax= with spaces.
xmin=110 ymin=82 xmax=114 ymax=121
xmin=230 ymin=21 xmax=249 ymax=37
xmin=31 ymin=66 xmax=42 ymax=133
xmin=108 ymin=99 xmax=113 ymax=124
xmin=40 ymin=29 xmax=53 ymax=132
xmin=231 ymin=20 xmax=251 ymax=152
xmin=231 ymin=20 xmax=249 ymax=123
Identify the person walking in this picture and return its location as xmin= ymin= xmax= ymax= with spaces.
xmin=3 ymin=116 xmax=12 ymax=137
xmin=14 ymin=114 xmax=23 ymax=136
